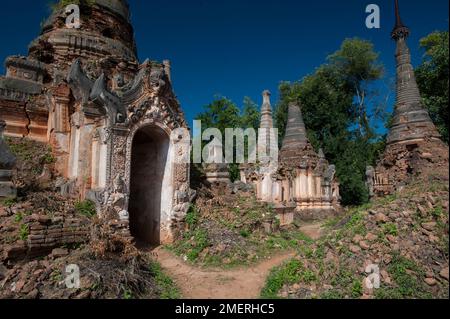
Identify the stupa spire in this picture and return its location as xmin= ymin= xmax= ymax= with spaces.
xmin=386 ymin=0 xmax=441 ymax=145
xmin=281 ymin=102 xmax=309 ymax=152
xmin=391 ymin=0 xmax=410 ymax=40
xmin=260 ymin=90 xmax=274 ymax=129
xmin=258 ymin=90 xmax=278 ymax=165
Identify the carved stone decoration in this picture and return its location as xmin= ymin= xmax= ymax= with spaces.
xmin=90 ymin=73 xmax=127 ymax=123
xmin=149 ymin=65 xmax=168 ymax=95
xmin=243 ymin=96 xmax=341 ymax=221
xmin=324 ymin=165 xmax=336 ymax=183
xmin=0 ymin=0 xmax=193 ymax=245
xmin=67 ymin=59 xmax=94 ymax=105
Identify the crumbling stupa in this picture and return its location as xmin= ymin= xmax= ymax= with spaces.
xmin=273 ymin=102 xmax=340 ymax=220
xmin=367 ymin=0 xmax=449 ymax=196
xmin=240 ymin=90 xmax=278 ymax=202
xmin=0 ymin=0 xmax=192 ymax=245
xmin=242 ymin=93 xmax=341 ymax=222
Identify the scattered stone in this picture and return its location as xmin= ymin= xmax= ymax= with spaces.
xmin=352 ymin=235 xmax=363 ymax=244
xmin=14 ymin=280 xmax=25 ymax=292
xmin=0 ymin=206 xmax=8 ymax=217
xmin=386 ymin=235 xmax=397 ymax=243
xmin=417 ymin=205 xmax=428 ymax=217
xmin=0 ymin=263 xmax=6 ymax=280
xmin=3 ymin=244 xmax=27 ymax=261
xmin=349 ymin=245 xmax=361 ymax=254
xmin=75 ymin=290 xmax=91 ymax=299
xmin=365 ymin=233 xmax=378 ymax=242
xmin=428 ymin=235 xmax=439 ymax=243
xmin=26 ymin=289 xmax=39 ymax=299
xmin=359 ymin=241 xmax=370 ymax=250
xmin=421 ymin=222 xmax=436 ymax=231
xmin=439 ymin=267 xmax=449 ymax=281
xmin=380 ymin=270 xmax=392 ymax=284
xmin=51 ymin=248 xmax=69 ymax=258
xmin=375 ymin=213 xmax=389 ymax=223
xmin=424 ymin=278 xmax=437 ymax=286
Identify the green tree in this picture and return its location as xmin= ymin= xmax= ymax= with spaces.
xmin=416 ymin=31 xmax=449 ymax=144
xmin=274 ymin=38 xmax=386 ymax=205
xmin=196 ymin=96 xmax=260 ymax=182
xmin=197 ymin=96 xmax=241 ymax=133
xmin=241 ymin=97 xmax=260 ymax=129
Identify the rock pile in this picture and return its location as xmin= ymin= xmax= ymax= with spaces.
xmin=265 ymin=178 xmax=449 ymax=299
xmin=1 ymin=193 xmax=91 ymax=262
xmin=0 ymin=248 xmax=173 ymax=299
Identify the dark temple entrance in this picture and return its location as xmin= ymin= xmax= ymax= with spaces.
xmin=129 ymin=126 xmax=169 ymax=246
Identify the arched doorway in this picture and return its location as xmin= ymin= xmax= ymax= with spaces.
xmin=129 ymin=125 xmax=169 ymax=246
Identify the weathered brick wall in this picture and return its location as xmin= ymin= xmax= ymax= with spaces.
xmin=2 ymin=214 xmax=90 ymax=261
xmin=26 ymin=215 xmax=90 ymax=251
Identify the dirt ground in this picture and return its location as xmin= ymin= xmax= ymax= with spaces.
xmin=154 ymin=247 xmax=296 ymax=299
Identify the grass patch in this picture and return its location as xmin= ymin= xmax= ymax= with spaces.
xmin=1 ymin=197 xmax=17 ymax=207
xmin=375 ymin=254 xmax=432 ymax=299
xmin=185 ymin=205 xmax=200 ymax=228
xmin=261 ymin=258 xmax=319 ymax=299
xmin=382 ymin=223 xmax=398 ymax=236
xmin=171 ymin=229 xmax=210 ymax=263
xmin=75 ymin=200 xmax=97 ymax=218
xmin=14 ymin=212 xmax=24 ymax=223
xmin=431 ymin=205 xmax=445 ymax=218
xmin=19 ymin=224 xmax=29 ymax=241
xmin=149 ymin=261 xmax=181 ymax=299
xmin=261 ymin=259 xmax=303 ymax=299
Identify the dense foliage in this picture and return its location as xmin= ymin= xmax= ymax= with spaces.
xmin=196 ymin=96 xmax=260 ymax=181
xmin=195 ymin=32 xmax=448 ymax=206
xmin=416 ymin=31 xmax=449 ymax=144
xmin=274 ymin=38 xmax=386 ymax=205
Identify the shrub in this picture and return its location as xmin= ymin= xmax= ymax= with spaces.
xmin=19 ymin=224 xmax=29 ymax=241
xmin=185 ymin=205 xmax=200 ymax=228
xmin=75 ymin=200 xmax=97 ymax=218
xmin=261 ymin=259 xmax=303 ymax=298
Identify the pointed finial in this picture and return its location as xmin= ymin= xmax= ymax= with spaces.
xmin=318 ymin=148 xmax=325 ymax=159
xmin=391 ymin=0 xmax=410 ymax=40
xmin=262 ymin=90 xmax=271 ymax=105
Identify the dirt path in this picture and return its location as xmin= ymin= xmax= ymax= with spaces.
xmin=154 ymin=248 xmax=296 ymax=299
xmin=299 ymin=222 xmax=325 ymax=240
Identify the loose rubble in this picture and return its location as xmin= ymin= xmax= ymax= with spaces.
xmin=262 ymin=178 xmax=449 ymax=299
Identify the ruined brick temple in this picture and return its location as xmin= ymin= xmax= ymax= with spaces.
xmin=0 ymin=0 xmax=193 ymax=245
xmin=367 ymin=0 xmax=449 ymax=196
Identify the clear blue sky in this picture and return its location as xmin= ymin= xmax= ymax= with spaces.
xmin=0 ymin=0 xmax=448 ymax=131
